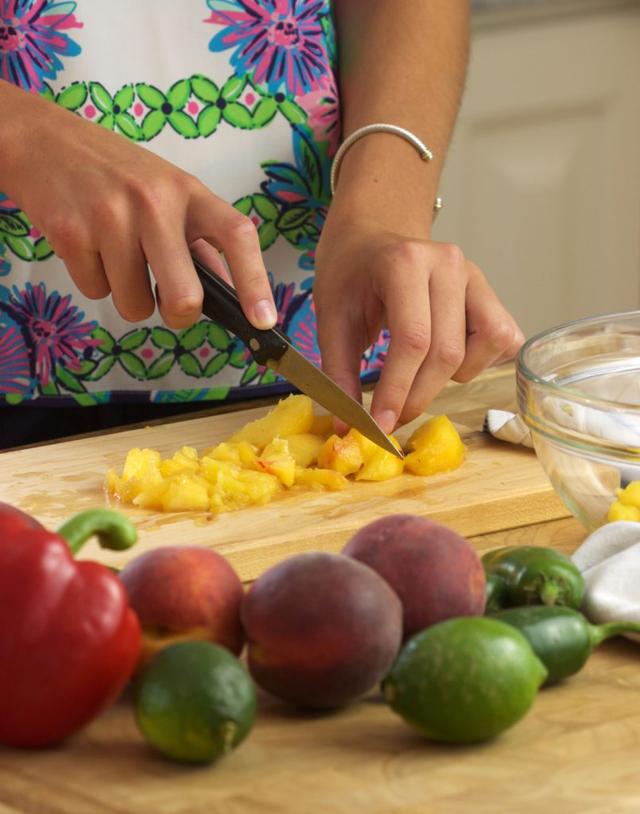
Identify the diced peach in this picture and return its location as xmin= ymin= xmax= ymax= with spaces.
xmin=199 ymin=456 xmax=237 ymax=488
xmin=283 ymin=433 xmax=325 ymax=467
xmin=161 ymin=473 xmax=210 ymax=512
xmin=105 ymin=468 xmax=121 ymax=495
xmin=210 ymin=469 xmax=282 ymax=512
xmin=202 ymin=441 xmax=258 ymax=468
xmin=404 ymin=415 xmax=465 ymax=476
xmin=122 ymin=448 xmax=162 ymax=480
xmin=229 ymin=394 xmax=314 ymax=449
xmin=159 ymin=446 xmax=200 ymax=477
xmin=257 ymin=438 xmax=296 ymax=487
xmin=107 ymin=396 xmax=467 ymax=517
xmin=294 ymin=467 xmax=348 ymax=491
xmin=318 ymin=433 xmax=364 ymax=476
xmin=608 ymin=500 xmax=640 ymax=523
xmin=347 ymin=428 xmax=379 ymax=463
xmin=133 ymin=480 xmax=170 ymax=510
xmin=616 ymin=481 xmax=640 ymax=508
xmin=355 ymin=447 xmax=404 ymax=482
xmin=344 ymin=429 xmax=404 ymax=482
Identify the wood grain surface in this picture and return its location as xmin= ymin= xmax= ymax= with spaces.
xmin=3 ymin=517 xmax=640 ymax=814
xmin=0 ymin=366 xmax=569 ymax=581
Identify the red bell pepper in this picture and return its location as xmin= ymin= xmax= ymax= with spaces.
xmin=0 ymin=504 xmax=141 ymax=748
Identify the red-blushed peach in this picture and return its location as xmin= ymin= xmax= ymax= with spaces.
xmin=119 ymin=545 xmax=244 ymax=667
xmin=241 ymin=552 xmax=402 ymax=708
xmin=342 ymin=514 xmax=485 ymax=640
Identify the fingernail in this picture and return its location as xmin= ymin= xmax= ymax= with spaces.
xmin=377 ymin=410 xmax=397 ymax=434
xmin=253 ymin=299 xmax=277 ymax=329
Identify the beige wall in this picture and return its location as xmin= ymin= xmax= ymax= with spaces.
xmin=434 ymin=1 xmax=640 ymax=338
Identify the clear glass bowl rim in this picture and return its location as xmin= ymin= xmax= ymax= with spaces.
xmin=517 ymin=309 xmax=640 ymax=414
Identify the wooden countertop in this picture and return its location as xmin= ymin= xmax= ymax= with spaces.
xmin=1 ymin=371 xmax=639 ymax=814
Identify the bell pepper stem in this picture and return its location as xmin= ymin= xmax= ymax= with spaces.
xmin=539 ymin=580 xmax=560 ymax=606
xmin=57 ymin=509 xmax=138 ymax=556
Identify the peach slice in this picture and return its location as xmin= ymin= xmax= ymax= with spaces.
xmin=318 ymin=433 xmax=364 ymax=476
xmin=404 ymin=415 xmax=465 ymax=476
xmin=283 ymin=433 xmax=325 ymax=467
xmin=257 ymin=438 xmax=296 ymax=487
xmin=229 ymin=394 xmax=314 ymax=449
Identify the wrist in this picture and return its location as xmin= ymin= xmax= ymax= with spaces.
xmin=328 ymin=131 xmax=442 ymax=238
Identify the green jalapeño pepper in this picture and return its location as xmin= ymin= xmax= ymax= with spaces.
xmin=484 ymin=571 xmax=507 ymax=614
xmin=0 ymin=505 xmax=140 ymax=748
xmin=482 ymin=546 xmax=584 ymax=610
xmin=491 ymin=605 xmax=640 ymax=684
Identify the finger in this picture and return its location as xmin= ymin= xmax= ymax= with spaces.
xmin=64 ymin=251 xmax=111 ymax=300
xmin=190 ymin=238 xmax=232 ymax=286
xmin=316 ymin=305 xmax=364 ymax=433
xmin=453 ymin=263 xmax=524 ymax=383
xmin=398 ymin=255 xmax=468 ymax=424
xmin=369 ymin=253 xmax=433 ymax=433
xmin=101 ymin=236 xmax=155 ymax=322
xmin=141 ymin=221 xmax=203 ymax=329
xmin=187 ymin=195 xmax=276 ymax=330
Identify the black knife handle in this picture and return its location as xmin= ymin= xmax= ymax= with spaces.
xmin=192 ymin=256 xmax=289 ymax=366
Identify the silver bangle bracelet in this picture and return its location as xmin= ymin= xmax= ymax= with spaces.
xmin=329 ymin=123 xmax=443 ymax=218
xmin=329 ymin=122 xmax=444 ymax=220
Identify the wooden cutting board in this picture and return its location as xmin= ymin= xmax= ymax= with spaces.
xmin=0 ymin=366 xmax=570 ymax=581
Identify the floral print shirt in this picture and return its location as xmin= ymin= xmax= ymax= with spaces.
xmin=0 ymin=0 xmax=388 ymax=407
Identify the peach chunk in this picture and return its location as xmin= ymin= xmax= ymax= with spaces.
xmin=283 ymin=433 xmax=325 ymax=468
xmin=403 ymin=415 xmax=465 ymax=476
xmin=257 ymin=438 xmax=296 ymax=487
xmin=317 ymin=433 xmax=364 ymax=476
xmin=293 ymin=467 xmax=348 ymax=491
xmin=202 ymin=441 xmax=259 ymax=468
xmin=348 ymin=429 xmax=404 ymax=482
xmin=229 ymin=394 xmax=313 ymax=449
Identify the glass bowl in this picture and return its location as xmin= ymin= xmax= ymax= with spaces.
xmin=517 ymin=311 xmax=640 ymax=530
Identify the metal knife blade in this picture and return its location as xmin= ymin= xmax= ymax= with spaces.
xmin=269 ymin=346 xmax=403 ymax=459
xmin=192 ymin=256 xmax=403 ymax=458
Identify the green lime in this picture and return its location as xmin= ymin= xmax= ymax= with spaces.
xmin=134 ymin=640 xmax=256 ymax=763
xmin=382 ymin=617 xmax=547 ymax=743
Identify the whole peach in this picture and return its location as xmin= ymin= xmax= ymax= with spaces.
xmin=119 ymin=546 xmax=244 ymax=666
xmin=242 ymin=552 xmax=402 ymax=708
xmin=343 ymin=514 xmax=485 ymax=640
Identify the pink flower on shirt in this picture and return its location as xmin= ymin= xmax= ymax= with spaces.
xmin=1 ymin=283 xmax=98 ymax=386
xmin=206 ymin=0 xmax=330 ymax=97
xmin=0 ymin=324 xmax=31 ymax=394
xmin=0 ymin=0 xmax=83 ymax=92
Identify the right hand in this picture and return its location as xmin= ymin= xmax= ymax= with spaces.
xmin=0 ymin=80 xmax=276 ymax=330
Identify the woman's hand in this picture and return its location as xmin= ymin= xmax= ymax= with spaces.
xmin=0 ymin=80 xmax=276 ymax=330
xmin=314 ymin=218 xmax=524 ymax=433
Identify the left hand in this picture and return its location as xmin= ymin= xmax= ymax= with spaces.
xmin=313 ymin=219 xmax=524 ymax=433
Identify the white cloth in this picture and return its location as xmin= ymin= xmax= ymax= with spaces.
xmin=571 ymin=522 xmax=640 ymax=636
xmin=483 ymin=410 xmax=533 ymax=448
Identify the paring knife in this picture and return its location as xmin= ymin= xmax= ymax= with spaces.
xmin=192 ymin=257 xmax=403 ymax=459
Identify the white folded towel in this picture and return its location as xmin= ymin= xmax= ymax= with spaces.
xmin=571 ymin=522 xmax=640 ymax=637
xmin=483 ymin=410 xmax=533 ymax=448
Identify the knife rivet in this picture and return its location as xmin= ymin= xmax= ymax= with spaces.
xmin=249 ymin=338 xmax=260 ymax=352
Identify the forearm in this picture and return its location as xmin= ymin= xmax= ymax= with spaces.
xmin=0 ymin=79 xmax=54 ymax=206
xmin=330 ymin=0 xmax=469 ymax=237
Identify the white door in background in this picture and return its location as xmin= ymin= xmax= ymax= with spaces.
xmin=434 ymin=5 xmax=640 ymax=339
